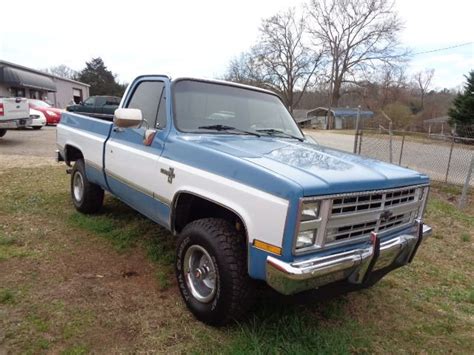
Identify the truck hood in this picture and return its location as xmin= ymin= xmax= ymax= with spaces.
xmin=189 ymin=135 xmax=429 ymax=196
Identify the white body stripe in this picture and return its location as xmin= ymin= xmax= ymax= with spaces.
xmin=58 ymin=126 xmax=290 ymax=248
xmin=57 ymin=124 xmax=106 ymax=169
xmin=158 ymin=156 xmax=289 ymax=247
xmin=105 ymin=140 xmax=160 ymax=200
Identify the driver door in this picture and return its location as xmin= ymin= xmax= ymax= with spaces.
xmin=104 ymin=78 xmax=170 ymax=225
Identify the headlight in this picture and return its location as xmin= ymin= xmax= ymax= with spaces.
xmin=295 ymin=200 xmax=321 ymax=250
xmin=301 ymin=201 xmax=320 ymax=221
xmin=46 ymin=110 xmax=57 ymax=116
xmin=295 ymin=230 xmax=316 ymax=249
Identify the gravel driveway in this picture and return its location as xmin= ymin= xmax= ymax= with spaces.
xmin=0 ymin=127 xmax=58 ymax=169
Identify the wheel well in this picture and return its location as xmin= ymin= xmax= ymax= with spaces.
xmin=172 ymin=193 xmax=247 ymax=238
xmin=65 ymin=145 xmax=84 ymax=165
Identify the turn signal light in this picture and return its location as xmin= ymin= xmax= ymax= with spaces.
xmin=253 ymin=239 xmax=282 ymax=255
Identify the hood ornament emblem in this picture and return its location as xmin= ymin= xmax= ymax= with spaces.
xmin=380 ymin=210 xmax=393 ymax=222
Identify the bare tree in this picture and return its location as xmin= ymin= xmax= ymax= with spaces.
xmin=224 ymin=53 xmax=266 ymax=88
xmin=225 ymin=8 xmax=323 ymax=113
xmin=413 ymin=68 xmax=435 ymax=110
xmin=307 ymin=0 xmax=407 ymax=126
xmin=41 ymin=64 xmax=78 ymax=80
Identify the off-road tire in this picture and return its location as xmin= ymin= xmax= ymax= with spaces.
xmin=0 ymin=129 xmax=6 ymax=138
xmin=176 ymin=218 xmax=255 ymax=326
xmin=71 ymin=159 xmax=104 ymax=214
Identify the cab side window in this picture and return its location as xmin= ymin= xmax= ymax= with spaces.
xmin=95 ymin=97 xmax=106 ymax=106
xmin=83 ymin=97 xmax=95 ymax=106
xmin=126 ymin=81 xmax=165 ymax=129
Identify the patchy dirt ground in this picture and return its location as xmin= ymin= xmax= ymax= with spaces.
xmin=0 ymin=154 xmax=473 ymax=354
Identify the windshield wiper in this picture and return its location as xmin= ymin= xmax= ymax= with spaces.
xmin=255 ymin=128 xmax=304 ymax=142
xmin=198 ymin=124 xmax=261 ymax=137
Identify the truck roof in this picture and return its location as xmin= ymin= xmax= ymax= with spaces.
xmin=130 ymin=74 xmax=279 ymax=98
xmin=172 ymin=77 xmax=278 ymax=97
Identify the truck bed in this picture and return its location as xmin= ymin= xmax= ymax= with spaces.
xmin=57 ymin=112 xmax=113 ymax=187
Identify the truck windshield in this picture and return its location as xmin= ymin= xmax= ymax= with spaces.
xmin=173 ymin=80 xmax=303 ymax=139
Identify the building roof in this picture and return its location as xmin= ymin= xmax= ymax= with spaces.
xmin=307 ymin=107 xmax=374 ymax=119
xmin=0 ymin=60 xmax=90 ymax=87
xmin=1 ymin=66 xmax=57 ymax=92
xmin=292 ymin=109 xmax=309 ymax=119
xmin=424 ymin=116 xmax=449 ymax=124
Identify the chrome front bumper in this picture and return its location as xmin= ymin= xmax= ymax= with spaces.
xmin=266 ymin=222 xmax=432 ymax=295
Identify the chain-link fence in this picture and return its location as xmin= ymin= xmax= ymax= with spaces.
xmin=302 ymin=121 xmax=473 ymax=208
xmin=354 ymin=124 xmax=474 ymax=208
xmin=356 ymin=129 xmax=473 ymax=184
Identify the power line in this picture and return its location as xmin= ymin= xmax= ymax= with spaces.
xmin=412 ymin=42 xmax=473 ymax=56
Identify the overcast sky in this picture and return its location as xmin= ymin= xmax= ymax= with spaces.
xmin=0 ymin=0 xmax=472 ymax=89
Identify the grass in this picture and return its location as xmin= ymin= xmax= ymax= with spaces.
xmin=0 ymin=288 xmax=16 ymax=304
xmin=0 ymin=165 xmax=473 ymax=353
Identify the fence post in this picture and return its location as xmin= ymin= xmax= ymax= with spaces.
xmin=389 ymin=121 xmax=393 ymax=164
xmin=358 ymin=129 xmax=363 ymax=154
xmin=459 ymin=155 xmax=474 ymax=209
xmin=445 ymin=135 xmax=455 ymax=183
xmin=398 ymin=133 xmax=405 ymax=165
xmin=353 ymin=106 xmax=361 ymax=154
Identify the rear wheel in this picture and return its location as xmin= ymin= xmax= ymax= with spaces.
xmin=176 ymin=218 xmax=254 ymax=326
xmin=71 ymin=159 xmax=104 ymax=214
xmin=0 ymin=129 xmax=6 ymax=138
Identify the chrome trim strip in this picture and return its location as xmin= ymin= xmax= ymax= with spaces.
xmin=104 ymin=168 xmax=171 ymax=205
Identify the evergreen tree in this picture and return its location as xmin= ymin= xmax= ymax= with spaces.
xmin=76 ymin=58 xmax=125 ymax=97
xmin=448 ymin=70 xmax=474 ymax=127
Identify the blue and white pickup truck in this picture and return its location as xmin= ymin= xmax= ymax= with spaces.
xmin=57 ymin=75 xmax=432 ymax=325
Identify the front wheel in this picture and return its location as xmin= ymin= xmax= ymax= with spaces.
xmin=71 ymin=159 xmax=104 ymax=214
xmin=176 ymin=218 xmax=254 ymax=326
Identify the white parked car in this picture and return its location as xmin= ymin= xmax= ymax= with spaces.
xmin=29 ymin=108 xmax=46 ymax=130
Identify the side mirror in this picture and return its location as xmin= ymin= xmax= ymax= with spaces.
xmin=114 ymin=108 xmax=142 ymax=128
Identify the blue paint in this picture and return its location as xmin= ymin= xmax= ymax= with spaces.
xmin=84 ymin=162 xmax=109 ymax=190
xmin=59 ymin=77 xmax=431 ymax=284
xmin=106 ymin=173 xmax=171 ymax=228
xmin=60 ymin=112 xmax=112 ymax=136
xmin=163 ymin=132 xmax=304 ymax=200
xmin=164 ymin=133 xmax=428 ymax=198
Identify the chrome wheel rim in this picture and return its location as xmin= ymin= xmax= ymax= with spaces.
xmin=73 ymin=171 xmax=84 ymax=202
xmin=184 ymin=245 xmax=217 ymax=303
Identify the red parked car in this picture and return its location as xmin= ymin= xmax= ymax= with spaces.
xmin=28 ymin=99 xmax=63 ymax=125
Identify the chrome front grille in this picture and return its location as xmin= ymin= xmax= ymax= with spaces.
xmin=294 ymin=184 xmax=429 ymax=255
xmin=324 ymin=186 xmax=425 ymax=246
xmin=327 ymin=211 xmax=415 ymax=242
xmin=331 ymin=187 xmax=416 ymax=215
